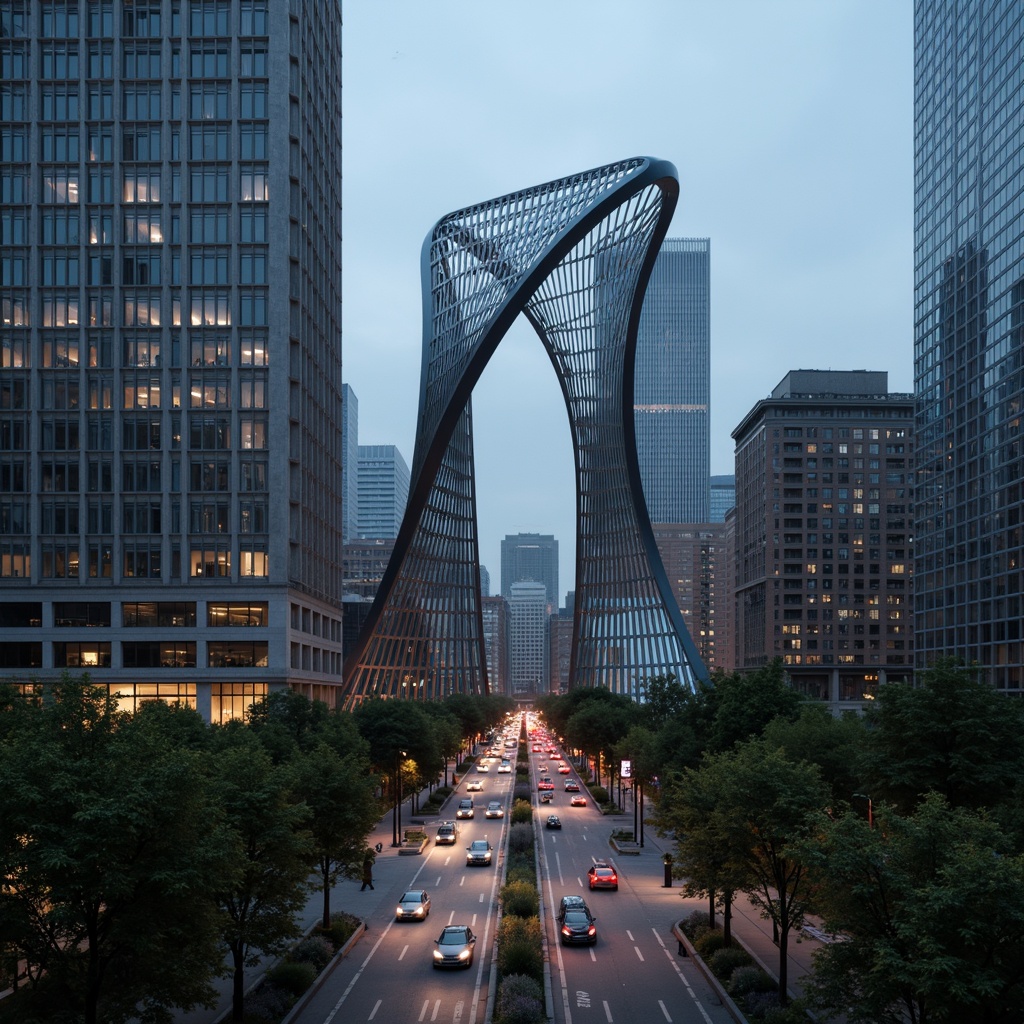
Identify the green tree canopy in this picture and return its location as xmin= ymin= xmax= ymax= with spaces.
xmin=0 ymin=676 xmax=230 ymax=1024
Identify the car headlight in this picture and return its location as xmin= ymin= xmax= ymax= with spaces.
xmin=415 ymin=907 xmax=424 ymax=915
xmin=458 ymin=949 xmax=470 ymax=960
xmin=433 ymin=949 xmax=443 ymax=960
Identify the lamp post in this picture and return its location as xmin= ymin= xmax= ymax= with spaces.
xmin=392 ymin=749 xmax=408 ymax=847
xmin=853 ymin=792 xmax=874 ymax=829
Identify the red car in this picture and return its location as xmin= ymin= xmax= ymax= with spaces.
xmin=588 ymin=865 xmax=618 ymax=890
xmin=537 ymin=778 xmax=555 ymax=791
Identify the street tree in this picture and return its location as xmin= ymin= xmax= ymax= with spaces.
xmin=0 ymin=676 xmax=230 ymax=1024
xmin=210 ymin=733 xmax=314 ymax=1022
xmin=799 ymin=793 xmax=1024 ymax=1024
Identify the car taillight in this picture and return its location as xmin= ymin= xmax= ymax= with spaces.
xmin=588 ymin=926 xmax=596 ymax=936
xmin=561 ymin=925 xmax=571 ymax=936
xmin=610 ymin=874 xmax=617 ymax=883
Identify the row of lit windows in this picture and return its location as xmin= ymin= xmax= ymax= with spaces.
xmin=0 ymin=599 xmax=268 ymax=629
xmin=0 ymin=640 xmax=268 ymax=669
xmin=23 ymin=166 xmax=270 ymax=205
xmin=0 ymin=546 xmax=269 ymax=580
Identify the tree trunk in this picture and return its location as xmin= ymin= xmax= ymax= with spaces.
xmin=322 ymin=869 xmax=332 ymax=929
xmin=777 ymin=904 xmax=789 ymax=1007
xmin=231 ymin=944 xmax=246 ymax=1021
xmin=723 ymin=892 xmax=733 ymax=945
xmin=709 ymin=892 xmax=716 ymax=929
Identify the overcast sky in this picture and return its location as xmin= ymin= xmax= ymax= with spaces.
xmin=341 ymin=0 xmax=914 ymax=603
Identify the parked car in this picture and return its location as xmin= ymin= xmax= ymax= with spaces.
xmin=435 ymin=820 xmax=460 ymax=845
xmin=570 ymin=794 xmax=588 ymax=807
xmin=588 ymin=865 xmax=618 ymax=890
xmin=485 ymin=800 xmax=504 ymax=818
xmin=466 ymin=839 xmax=493 ymax=866
xmin=432 ymin=925 xmax=476 ymax=969
xmin=395 ymin=889 xmax=431 ymax=921
xmin=546 ymin=814 xmax=562 ymax=829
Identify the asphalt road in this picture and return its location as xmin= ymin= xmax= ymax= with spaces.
xmin=295 ymin=725 xmax=736 ymax=1024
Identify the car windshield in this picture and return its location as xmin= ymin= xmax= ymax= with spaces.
xmin=564 ymin=911 xmax=590 ymax=924
xmin=440 ymin=927 xmax=468 ymax=942
xmin=400 ymin=891 xmax=423 ymax=902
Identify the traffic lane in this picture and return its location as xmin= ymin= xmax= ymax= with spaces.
xmin=540 ymin=814 xmax=733 ymax=1024
xmin=294 ymin=804 xmax=506 ymax=1022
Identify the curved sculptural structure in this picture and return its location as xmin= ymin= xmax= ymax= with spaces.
xmin=342 ymin=157 xmax=709 ymax=706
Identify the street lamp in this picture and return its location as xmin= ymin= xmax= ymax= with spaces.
xmin=853 ymin=792 xmax=874 ymax=829
xmin=392 ymin=749 xmax=408 ymax=847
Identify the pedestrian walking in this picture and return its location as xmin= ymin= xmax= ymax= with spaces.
xmin=360 ymin=859 xmax=374 ymax=891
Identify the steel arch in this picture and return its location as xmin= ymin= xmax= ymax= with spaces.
xmin=342 ymin=157 xmax=709 ymax=706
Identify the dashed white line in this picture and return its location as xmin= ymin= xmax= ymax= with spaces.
xmin=603 ymin=999 xmax=613 ymax=1021
xmin=658 ymin=998 xmax=672 ymax=1020
xmin=634 ymin=945 xmax=644 ymax=961
xmin=398 ymin=944 xmax=408 ymax=960
xmin=368 ymin=999 xmax=381 ymax=1020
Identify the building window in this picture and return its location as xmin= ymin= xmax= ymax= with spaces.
xmin=189 ymin=460 xmax=229 ymax=492
xmin=122 ymin=641 xmax=196 ymax=668
xmin=238 ymin=546 xmax=268 ymax=578
xmin=189 ymin=500 xmax=228 ymax=533
xmin=208 ymin=641 xmax=269 ymax=668
xmin=123 ymin=602 xmax=196 ymax=627
xmin=207 ymin=602 xmax=268 ymax=627
xmin=210 ymin=681 xmax=267 ymax=724
xmin=113 ymin=682 xmax=197 ymax=714
xmin=0 ymin=642 xmax=42 ymax=667
xmin=190 ymin=545 xmax=230 ymax=578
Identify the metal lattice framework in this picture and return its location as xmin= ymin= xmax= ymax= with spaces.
xmin=342 ymin=157 xmax=709 ymax=706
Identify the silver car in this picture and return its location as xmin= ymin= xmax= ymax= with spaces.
xmin=466 ymin=839 xmax=493 ymax=866
xmin=485 ymin=800 xmax=504 ymax=818
xmin=433 ymin=924 xmax=476 ymax=969
xmin=395 ymin=889 xmax=431 ymax=921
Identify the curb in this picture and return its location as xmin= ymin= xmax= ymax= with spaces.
xmin=280 ymin=921 xmax=367 ymax=1024
xmin=671 ymin=923 xmax=748 ymax=1024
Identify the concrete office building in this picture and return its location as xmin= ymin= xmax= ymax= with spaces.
xmin=356 ymin=444 xmax=409 ymax=540
xmin=481 ymin=594 xmax=510 ymax=696
xmin=0 ymin=1 xmax=345 ymax=721
xmin=652 ymin=523 xmax=727 ymax=675
xmin=914 ymin=3 xmax=1024 ymax=693
xmin=634 ymin=238 xmax=711 ymax=524
xmin=732 ymin=371 xmax=915 ymax=708
xmin=341 ymin=384 xmax=359 ymax=544
xmin=508 ymin=580 xmax=548 ymax=696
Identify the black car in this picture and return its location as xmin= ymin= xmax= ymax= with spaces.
xmin=557 ymin=894 xmax=589 ymax=922
xmin=545 ymin=814 xmax=562 ymax=829
xmin=560 ymin=906 xmax=597 ymax=945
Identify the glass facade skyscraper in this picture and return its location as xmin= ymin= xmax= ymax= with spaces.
xmin=500 ymin=532 xmax=559 ymax=607
xmin=634 ymin=238 xmax=710 ymax=524
xmin=0 ymin=1 xmax=345 ymax=721
xmin=356 ymin=444 xmax=410 ymax=540
xmin=914 ymin=2 xmax=1024 ymax=692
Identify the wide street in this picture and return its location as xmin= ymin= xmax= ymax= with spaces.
xmin=295 ymin=725 xmax=735 ymax=1024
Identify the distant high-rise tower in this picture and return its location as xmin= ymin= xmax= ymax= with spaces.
xmin=342 ymin=386 xmax=359 ymax=544
xmin=634 ymin=238 xmax=710 ymax=524
xmin=914 ymin=2 xmax=1024 ymax=693
xmin=508 ymin=581 xmax=548 ymax=696
xmin=0 ymin=1 xmax=345 ymax=722
xmin=709 ymin=475 xmax=735 ymax=523
xmin=481 ymin=595 xmax=509 ymax=695
xmin=357 ymin=445 xmax=410 ymax=540
xmin=500 ymin=533 xmax=559 ymax=608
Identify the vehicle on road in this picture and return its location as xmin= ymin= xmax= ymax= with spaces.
xmin=433 ymin=925 xmax=476 ymax=969
xmin=570 ymin=794 xmax=587 ymax=807
xmin=395 ymin=889 xmax=431 ymax=920
xmin=466 ymin=779 xmax=483 ymax=792
xmin=539 ymin=791 xmax=553 ymax=804
xmin=456 ymin=798 xmax=475 ymax=818
xmin=560 ymin=906 xmax=597 ymax=945
xmin=476 ymin=763 xmax=490 ymax=773
xmin=564 ymin=780 xmax=580 ymax=792
xmin=557 ymin=894 xmax=589 ymax=921
xmin=485 ymin=800 xmax=504 ymax=818
xmin=466 ymin=839 xmax=493 ymax=866
xmin=435 ymin=820 xmax=460 ymax=845
xmin=558 ymin=764 xmax=572 ymax=774
xmin=538 ymin=778 xmax=555 ymax=791
xmin=545 ymin=814 xmax=562 ymax=829
xmin=497 ymin=761 xmax=512 ymax=773
xmin=588 ymin=865 xmax=618 ymax=890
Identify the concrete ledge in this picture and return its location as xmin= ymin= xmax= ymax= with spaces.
xmin=609 ymin=838 xmax=641 ymax=855
xmin=398 ymin=838 xmax=429 ymax=855
xmin=671 ymin=923 xmax=748 ymax=1023
xmin=281 ymin=921 xmax=367 ymax=1024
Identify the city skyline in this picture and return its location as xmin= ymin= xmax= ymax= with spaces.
xmin=342 ymin=1 xmax=914 ymax=593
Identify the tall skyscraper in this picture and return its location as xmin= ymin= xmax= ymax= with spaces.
xmin=356 ymin=444 xmax=409 ymax=540
xmin=709 ymin=475 xmax=736 ymax=523
xmin=500 ymin=532 xmax=559 ymax=608
xmin=342 ymin=385 xmax=359 ymax=544
xmin=508 ymin=581 xmax=548 ymax=696
xmin=914 ymin=3 xmax=1024 ymax=693
xmin=732 ymin=371 xmax=915 ymax=709
xmin=634 ymin=238 xmax=710 ymax=524
xmin=0 ymin=2 xmax=344 ymax=722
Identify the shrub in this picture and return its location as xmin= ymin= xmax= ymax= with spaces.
xmin=693 ymin=928 xmax=727 ymax=958
xmin=505 ymin=863 xmax=535 ymax=886
xmin=508 ymin=821 xmax=534 ymax=854
xmin=513 ymin=782 xmax=532 ymax=803
xmin=511 ymin=798 xmax=533 ymax=824
xmin=500 ymin=878 xmax=539 ymax=918
xmin=682 ymin=909 xmax=711 ymax=940
xmin=707 ymin=945 xmax=753 ymax=983
xmin=590 ymin=785 xmax=609 ymax=804
xmin=266 ymin=960 xmax=316 ymax=996
xmin=497 ymin=916 xmax=543 ymax=981
xmin=728 ymin=964 xmax=776 ymax=998
xmin=291 ymin=934 xmax=334 ymax=971
xmin=495 ymin=974 xmax=544 ymax=1024
xmin=744 ymin=991 xmax=782 ymax=1019
xmin=318 ymin=912 xmax=358 ymax=949
xmin=243 ymin=983 xmax=292 ymax=1021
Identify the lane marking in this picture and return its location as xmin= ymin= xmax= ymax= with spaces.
xmin=368 ymin=999 xmax=381 ymax=1020
xmin=658 ymin=999 xmax=672 ymax=1021
xmin=634 ymin=946 xmax=644 ymax=961
xmin=603 ymin=999 xmax=613 ymax=1021
xmin=398 ymin=944 xmax=408 ymax=961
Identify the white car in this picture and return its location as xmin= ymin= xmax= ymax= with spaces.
xmin=497 ymin=761 xmax=512 ymax=773
xmin=485 ymin=800 xmax=504 ymax=818
xmin=466 ymin=779 xmax=483 ymax=792
xmin=476 ymin=763 xmax=490 ymax=773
